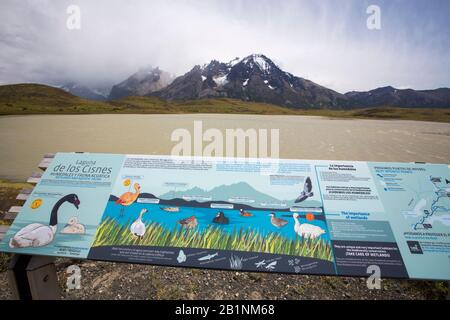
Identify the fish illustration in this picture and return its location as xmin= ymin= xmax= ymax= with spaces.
xmin=265 ymin=261 xmax=277 ymax=270
xmin=198 ymin=252 xmax=219 ymax=261
xmin=160 ymin=206 xmax=180 ymax=213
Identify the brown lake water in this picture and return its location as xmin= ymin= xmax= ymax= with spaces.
xmin=0 ymin=114 xmax=449 ymax=181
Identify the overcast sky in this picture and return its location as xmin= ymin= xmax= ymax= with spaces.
xmin=0 ymin=0 xmax=449 ymax=92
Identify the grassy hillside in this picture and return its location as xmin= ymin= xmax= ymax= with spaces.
xmin=1 ymin=84 xmax=449 ymax=122
xmin=0 ymin=83 xmax=113 ymax=114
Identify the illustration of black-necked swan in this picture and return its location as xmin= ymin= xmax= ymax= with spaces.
xmin=9 ymin=194 xmax=80 ymax=248
xmin=293 ymin=213 xmax=325 ymax=239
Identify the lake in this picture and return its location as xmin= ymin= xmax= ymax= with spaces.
xmin=102 ymin=202 xmax=331 ymax=243
xmin=0 ymin=114 xmax=449 ymax=181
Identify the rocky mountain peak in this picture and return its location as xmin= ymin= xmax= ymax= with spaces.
xmin=108 ymin=66 xmax=174 ymax=100
xmin=153 ymin=53 xmax=346 ymax=108
xmin=239 ymin=54 xmax=276 ymax=74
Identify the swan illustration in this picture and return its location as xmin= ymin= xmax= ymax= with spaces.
xmin=293 ymin=213 xmax=325 ymax=239
xmin=9 ymin=194 xmax=80 ymax=248
xmin=295 ymin=177 xmax=314 ymax=203
xmin=130 ymin=208 xmax=147 ymax=238
xmin=116 ymin=183 xmax=141 ymax=216
xmin=61 ymin=216 xmax=85 ymax=234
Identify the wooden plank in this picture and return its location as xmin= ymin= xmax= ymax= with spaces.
xmin=2 ymin=212 xmax=17 ymax=221
xmin=43 ymin=153 xmax=55 ymax=158
xmin=8 ymin=206 xmax=22 ymax=214
xmin=38 ymin=153 xmax=55 ymax=170
xmin=3 ymin=206 xmax=21 ymax=221
xmin=0 ymin=225 xmax=9 ymax=242
xmin=27 ymin=172 xmax=42 ymax=184
xmin=38 ymin=155 xmax=54 ymax=171
xmin=16 ymin=188 xmax=33 ymax=201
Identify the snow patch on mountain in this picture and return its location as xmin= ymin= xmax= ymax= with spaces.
xmin=213 ymin=75 xmax=228 ymax=86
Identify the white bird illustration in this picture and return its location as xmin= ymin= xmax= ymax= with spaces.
xmin=293 ymin=213 xmax=325 ymax=239
xmin=295 ymin=177 xmax=314 ymax=203
xmin=61 ymin=216 xmax=85 ymax=234
xmin=130 ymin=208 xmax=148 ymax=238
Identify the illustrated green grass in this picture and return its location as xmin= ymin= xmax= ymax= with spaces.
xmin=92 ymin=217 xmax=334 ymax=262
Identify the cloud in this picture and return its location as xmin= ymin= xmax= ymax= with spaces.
xmin=0 ymin=0 xmax=449 ymax=92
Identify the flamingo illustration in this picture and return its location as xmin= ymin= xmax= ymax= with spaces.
xmin=115 ymin=183 xmax=141 ymax=216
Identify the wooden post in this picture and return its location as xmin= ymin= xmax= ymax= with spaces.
xmin=7 ymin=255 xmax=32 ymax=300
xmin=26 ymin=255 xmax=60 ymax=300
xmin=448 ymin=282 xmax=450 ymax=300
xmin=7 ymin=254 xmax=60 ymax=300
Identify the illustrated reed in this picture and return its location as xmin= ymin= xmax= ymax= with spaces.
xmin=92 ymin=217 xmax=334 ymax=262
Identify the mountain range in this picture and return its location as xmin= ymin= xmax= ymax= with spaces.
xmin=159 ymin=181 xmax=322 ymax=208
xmin=107 ymin=181 xmax=323 ymax=211
xmin=24 ymin=54 xmax=450 ymax=109
xmin=160 ymin=182 xmax=283 ymax=205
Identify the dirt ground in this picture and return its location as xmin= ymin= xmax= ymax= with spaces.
xmin=0 ymin=256 xmax=448 ymax=300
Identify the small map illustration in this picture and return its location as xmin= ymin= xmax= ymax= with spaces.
xmin=396 ymin=175 xmax=450 ymax=231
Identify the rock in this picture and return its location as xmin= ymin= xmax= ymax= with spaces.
xmin=249 ymin=291 xmax=263 ymax=300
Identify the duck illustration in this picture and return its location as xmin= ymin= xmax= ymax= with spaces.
xmin=269 ymin=213 xmax=288 ymax=228
xmin=178 ymin=215 xmax=198 ymax=229
xmin=295 ymin=177 xmax=314 ymax=203
xmin=239 ymin=209 xmax=253 ymax=217
xmin=130 ymin=208 xmax=148 ymax=238
xmin=213 ymin=211 xmax=229 ymax=224
xmin=116 ymin=183 xmax=141 ymax=216
xmin=293 ymin=213 xmax=325 ymax=239
xmin=9 ymin=194 xmax=80 ymax=248
xmin=61 ymin=216 xmax=85 ymax=234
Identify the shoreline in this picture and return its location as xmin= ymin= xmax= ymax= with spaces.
xmin=1 ymin=109 xmax=450 ymax=123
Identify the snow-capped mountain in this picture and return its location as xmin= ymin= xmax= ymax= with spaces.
xmin=153 ymin=54 xmax=348 ymax=108
xmin=56 ymin=56 xmax=450 ymax=108
xmin=60 ymin=82 xmax=108 ymax=101
xmin=108 ymin=67 xmax=174 ymax=100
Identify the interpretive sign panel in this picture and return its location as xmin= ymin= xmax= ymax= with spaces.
xmin=1 ymin=153 xmax=449 ymax=280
